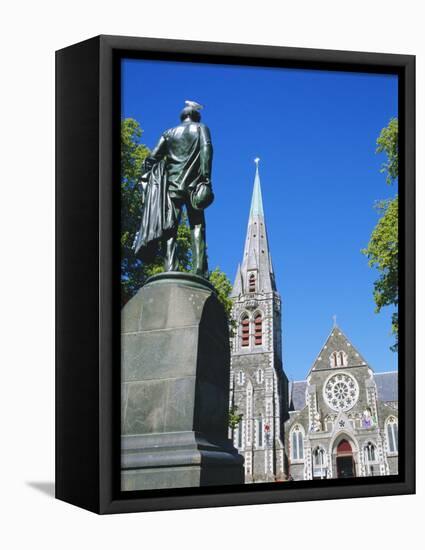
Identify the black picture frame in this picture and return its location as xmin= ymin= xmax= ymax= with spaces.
xmin=56 ymin=34 xmax=415 ymax=514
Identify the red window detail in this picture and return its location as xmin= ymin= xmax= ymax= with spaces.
xmin=241 ymin=317 xmax=249 ymax=347
xmin=254 ymin=314 xmax=262 ymax=346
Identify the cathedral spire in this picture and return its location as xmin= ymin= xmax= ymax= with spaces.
xmin=231 ymin=159 xmax=276 ymax=296
xmin=250 ymin=158 xmax=264 ymax=217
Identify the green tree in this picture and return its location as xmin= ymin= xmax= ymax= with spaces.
xmin=121 ymin=118 xmax=233 ymax=317
xmin=209 ymin=267 xmax=233 ymax=318
xmin=376 ymin=117 xmax=398 ymax=184
xmin=121 ymin=118 xmax=151 ymax=303
xmin=228 ymin=404 xmax=243 ymax=431
xmin=362 ymin=118 xmax=398 ymax=351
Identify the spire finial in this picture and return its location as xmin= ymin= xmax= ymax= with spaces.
xmin=254 ymin=157 xmax=260 ymax=166
xmin=332 ymin=314 xmax=337 ymax=328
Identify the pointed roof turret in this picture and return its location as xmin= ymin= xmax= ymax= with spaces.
xmin=232 ymin=263 xmax=243 ymax=296
xmin=231 ymin=159 xmax=276 ymax=297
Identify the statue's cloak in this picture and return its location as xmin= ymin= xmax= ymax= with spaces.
xmin=133 ymin=160 xmax=175 ymax=258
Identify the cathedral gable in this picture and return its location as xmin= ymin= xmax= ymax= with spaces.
xmin=310 ymin=326 xmax=368 ymax=372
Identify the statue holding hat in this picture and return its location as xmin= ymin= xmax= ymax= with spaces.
xmin=133 ymin=100 xmax=214 ymax=279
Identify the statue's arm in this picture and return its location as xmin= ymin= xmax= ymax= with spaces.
xmin=150 ymin=134 xmax=167 ymax=161
xmin=199 ymin=125 xmax=213 ymax=183
xmin=139 ymin=133 xmax=167 ymax=187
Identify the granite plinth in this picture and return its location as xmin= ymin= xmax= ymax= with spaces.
xmin=121 ymin=272 xmax=244 ymax=490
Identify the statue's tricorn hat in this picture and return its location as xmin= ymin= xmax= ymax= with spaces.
xmin=180 ymin=100 xmax=204 ymax=122
xmin=191 ymin=181 xmax=214 ymax=211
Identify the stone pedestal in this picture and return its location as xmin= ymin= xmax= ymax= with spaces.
xmin=121 ymin=272 xmax=244 ymax=491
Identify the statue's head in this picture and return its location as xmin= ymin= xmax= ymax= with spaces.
xmin=180 ymin=106 xmax=201 ymax=122
xmin=180 ymin=100 xmax=203 ymax=123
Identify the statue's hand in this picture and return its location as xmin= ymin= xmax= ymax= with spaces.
xmin=142 ymin=157 xmax=155 ymax=173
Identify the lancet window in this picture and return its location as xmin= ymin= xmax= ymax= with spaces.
xmin=254 ymin=313 xmax=263 ymax=346
xmin=241 ymin=314 xmax=250 ymax=347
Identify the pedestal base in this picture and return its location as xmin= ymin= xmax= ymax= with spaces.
xmin=121 ymin=272 xmax=244 ymax=490
xmin=122 ymin=432 xmax=243 ymax=491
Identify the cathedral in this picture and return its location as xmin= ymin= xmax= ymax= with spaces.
xmin=228 ymin=161 xmax=398 ymax=482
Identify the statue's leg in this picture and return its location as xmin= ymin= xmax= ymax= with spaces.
xmin=164 ymin=198 xmax=181 ymax=272
xmin=187 ymin=203 xmax=208 ymax=278
xmin=164 ymin=234 xmax=178 ymax=272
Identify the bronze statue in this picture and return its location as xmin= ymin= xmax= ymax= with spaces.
xmin=134 ymin=101 xmax=214 ymax=279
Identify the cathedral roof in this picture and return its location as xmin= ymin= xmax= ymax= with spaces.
xmin=374 ymin=371 xmax=398 ymax=402
xmin=231 ymin=159 xmax=276 ymax=297
xmin=288 ymin=380 xmax=308 ymax=411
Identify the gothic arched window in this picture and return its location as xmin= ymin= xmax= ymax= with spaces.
xmin=386 ymin=416 xmax=398 ymax=453
xmin=330 ymin=350 xmax=348 ymax=367
xmin=248 ymin=273 xmax=256 ymax=293
xmin=364 ymin=441 xmax=378 ymax=476
xmin=254 ymin=313 xmax=263 ymax=346
xmin=237 ymin=420 xmax=243 ymax=449
xmin=291 ymin=425 xmax=304 ymax=461
xmin=312 ymin=447 xmax=327 ymax=479
xmin=256 ymin=368 xmax=264 ymax=384
xmin=257 ymin=416 xmax=264 ymax=448
xmin=313 ymin=447 xmax=326 ymax=466
xmin=364 ymin=441 xmax=376 ymax=462
xmin=241 ymin=314 xmax=250 ymax=347
xmin=237 ymin=371 xmax=245 ymax=385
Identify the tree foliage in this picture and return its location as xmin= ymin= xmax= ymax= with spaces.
xmin=120 ymin=118 xmax=233 ymax=316
xmin=121 ymin=118 xmax=151 ymax=303
xmin=362 ymin=118 xmax=399 ymax=351
xmin=209 ymin=267 xmax=234 ymax=318
xmin=376 ymin=117 xmax=398 ymax=185
xmin=228 ymin=404 xmax=243 ymax=430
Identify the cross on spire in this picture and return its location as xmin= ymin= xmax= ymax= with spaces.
xmin=332 ymin=314 xmax=337 ymax=328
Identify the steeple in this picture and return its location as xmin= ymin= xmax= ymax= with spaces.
xmin=249 ymin=158 xmax=264 ymax=217
xmin=229 ymin=160 xmax=287 ymax=483
xmin=231 ymin=159 xmax=276 ymax=296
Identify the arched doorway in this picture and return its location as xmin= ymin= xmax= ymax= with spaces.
xmin=336 ymin=439 xmax=356 ymax=478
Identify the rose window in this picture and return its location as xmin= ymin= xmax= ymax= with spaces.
xmin=323 ymin=373 xmax=359 ymax=412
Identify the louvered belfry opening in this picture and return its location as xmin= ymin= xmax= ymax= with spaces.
xmin=248 ymin=273 xmax=256 ymax=293
xmin=241 ymin=316 xmax=250 ymax=347
xmin=254 ymin=313 xmax=263 ymax=346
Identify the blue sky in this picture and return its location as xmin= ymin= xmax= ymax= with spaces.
xmin=122 ymin=58 xmax=398 ymax=381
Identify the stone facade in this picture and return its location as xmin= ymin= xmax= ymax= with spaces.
xmin=285 ymin=327 xmax=398 ymax=480
xmin=229 ymin=161 xmax=398 ymax=483
xmin=229 ymin=161 xmax=288 ymax=483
